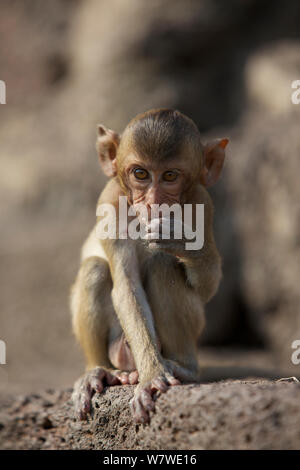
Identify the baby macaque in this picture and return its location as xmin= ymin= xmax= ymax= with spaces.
xmin=71 ymin=108 xmax=228 ymax=423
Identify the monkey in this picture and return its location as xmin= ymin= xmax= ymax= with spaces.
xmin=70 ymin=108 xmax=229 ymax=424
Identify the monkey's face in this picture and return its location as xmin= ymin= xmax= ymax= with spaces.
xmin=96 ymin=109 xmax=228 ymax=254
xmin=96 ymin=109 xmax=228 ymax=205
xmin=122 ymin=154 xmax=188 ymax=213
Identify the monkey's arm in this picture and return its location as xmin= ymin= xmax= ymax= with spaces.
xmin=97 ymin=179 xmax=167 ymax=379
xmin=156 ymin=186 xmax=222 ymax=303
xmin=102 ymin=237 xmax=180 ymax=423
xmin=104 ymin=239 xmax=164 ymax=380
xmin=182 ymin=187 xmax=223 ymax=303
xmin=179 ymin=246 xmax=222 ymax=304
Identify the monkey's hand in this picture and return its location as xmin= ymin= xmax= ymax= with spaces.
xmin=72 ymin=367 xmax=139 ymax=420
xmin=130 ymin=364 xmax=180 ymax=424
xmin=144 ymin=217 xmax=201 ymax=257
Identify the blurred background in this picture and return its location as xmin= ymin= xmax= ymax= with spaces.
xmin=0 ymin=0 xmax=300 ymax=395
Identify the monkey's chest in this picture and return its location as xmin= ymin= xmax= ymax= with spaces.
xmin=141 ymin=251 xmax=187 ymax=290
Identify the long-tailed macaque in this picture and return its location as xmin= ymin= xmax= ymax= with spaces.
xmin=70 ymin=109 xmax=228 ymax=423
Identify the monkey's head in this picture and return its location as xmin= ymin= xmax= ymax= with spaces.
xmin=97 ymin=109 xmax=228 ymax=209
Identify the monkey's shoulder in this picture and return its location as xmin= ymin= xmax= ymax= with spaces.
xmin=187 ymin=183 xmax=214 ymax=210
xmin=97 ymin=177 xmax=124 ymax=206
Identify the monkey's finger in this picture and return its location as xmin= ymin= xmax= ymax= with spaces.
xmin=129 ymin=370 xmax=139 ymax=384
xmin=73 ymin=395 xmax=85 ymax=421
xmin=94 ymin=367 xmax=107 ymax=381
xmin=168 ymin=378 xmax=181 ymax=386
xmin=149 ymin=218 xmax=184 ymax=237
xmin=73 ymin=379 xmax=93 ymax=420
xmin=166 ymin=375 xmax=181 ymax=386
xmin=106 ymin=371 xmax=121 ymax=386
xmin=75 ymin=392 xmax=92 ymax=420
xmin=76 ymin=405 xmax=88 ymax=421
xmin=151 ymin=377 xmax=169 ymax=393
xmin=81 ymin=397 xmax=92 ymax=416
xmin=140 ymin=389 xmax=155 ymax=412
xmin=130 ymin=396 xmax=150 ymax=424
xmin=116 ymin=372 xmax=131 ymax=384
xmin=89 ymin=376 xmax=104 ymax=393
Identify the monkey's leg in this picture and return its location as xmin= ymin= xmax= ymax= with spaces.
xmin=145 ymin=254 xmax=204 ymax=382
xmin=70 ymin=256 xmax=138 ymax=419
xmin=127 ymin=254 xmax=202 ymax=423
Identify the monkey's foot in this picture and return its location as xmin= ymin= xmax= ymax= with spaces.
xmin=130 ymin=372 xmax=180 ymax=424
xmin=113 ymin=369 xmax=139 ymax=385
xmin=72 ymin=367 xmax=139 ymax=420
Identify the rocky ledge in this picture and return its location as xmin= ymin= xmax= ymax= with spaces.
xmin=0 ymin=379 xmax=299 ymax=450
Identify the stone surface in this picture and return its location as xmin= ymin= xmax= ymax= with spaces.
xmin=1 ymin=380 xmax=300 ymax=450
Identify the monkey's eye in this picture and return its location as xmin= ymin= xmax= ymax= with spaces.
xmin=133 ymin=168 xmax=149 ymax=180
xmin=163 ymin=171 xmax=178 ymax=182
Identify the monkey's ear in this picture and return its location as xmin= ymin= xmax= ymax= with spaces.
xmin=96 ymin=124 xmax=120 ymax=177
xmin=199 ymin=138 xmax=229 ymax=187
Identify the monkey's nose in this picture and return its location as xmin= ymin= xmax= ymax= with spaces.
xmin=146 ymin=185 xmax=162 ymax=205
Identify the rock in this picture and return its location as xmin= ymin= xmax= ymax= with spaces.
xmin=1 ymin=381 xmax=300 ymax=450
